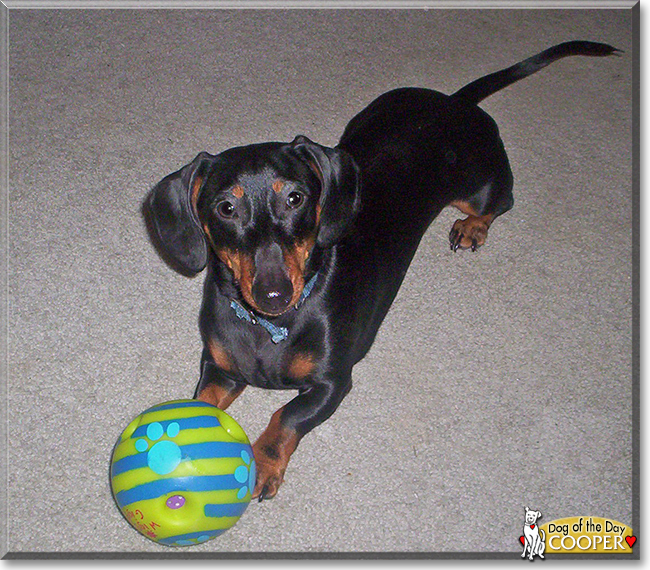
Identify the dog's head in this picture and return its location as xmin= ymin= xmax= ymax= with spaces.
xmin=144 ymin=136 xmax=360 ymax=316
xmin=524 ymin=507 xmax=542 ymax=525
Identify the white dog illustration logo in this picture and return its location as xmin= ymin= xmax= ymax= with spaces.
xmin=521 ymin=507 xmax=545 ymax=561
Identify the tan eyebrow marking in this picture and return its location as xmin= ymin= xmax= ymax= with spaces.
xmin=272 ymin=180 xmax=285 ymax=194
xmin=232 ymin=185 xmax=245 ymax=199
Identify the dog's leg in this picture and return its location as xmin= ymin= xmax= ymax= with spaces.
xmin=448 ymin=165 xmax=514 ymax=252
xmin=252 ymin=378 xmax=351 ymax=500
xmin=251 ymin=406 xmax=300 ymax=501
xmin=194 ymin=348 xmax=246 ymax=410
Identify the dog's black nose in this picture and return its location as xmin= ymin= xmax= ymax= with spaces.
xmin=252 ymin=273 xmax=294 ymax=315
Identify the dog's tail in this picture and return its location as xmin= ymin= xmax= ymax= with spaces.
xmin=452 ymin=41 xmax=621 ymax=106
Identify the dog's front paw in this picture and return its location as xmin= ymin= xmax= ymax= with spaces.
xmin=251 ymin=443 xmax=287 ymax=501
xmin=251 ymin=409 xmax=300 ymax=501
xmin=449 ymin=217 xmax=490 ymax=252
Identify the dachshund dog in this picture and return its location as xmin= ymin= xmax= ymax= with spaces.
xmin=145 ymin=41 xmax=618 ymax=501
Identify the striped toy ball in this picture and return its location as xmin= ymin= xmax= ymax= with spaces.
xmin=110 ymin=399 xmax=255 ymax=546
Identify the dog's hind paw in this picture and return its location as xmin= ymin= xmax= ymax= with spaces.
xmin=449 ymin=216 xmax=490 ymax=252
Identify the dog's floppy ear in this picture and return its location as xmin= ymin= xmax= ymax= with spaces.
xmin=291 ymin=135 xmax=361 ymax=248
xmin=144 ymin=152 xmax=214 ymax=276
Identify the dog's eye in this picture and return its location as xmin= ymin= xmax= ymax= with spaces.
xmin=217 ymin=201 xmax=236 ymax=219
xmin=286 ymin=191 xmax=304 ymax=209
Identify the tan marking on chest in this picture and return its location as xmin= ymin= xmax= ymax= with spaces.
xmin=287 ymin=352 xmax=316 ymax=380
xmin=207 ymin=338 xmax=234 ymax=372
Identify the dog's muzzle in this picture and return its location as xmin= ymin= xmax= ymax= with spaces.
xmin=252 ymin=243 xmax=295 ymax=315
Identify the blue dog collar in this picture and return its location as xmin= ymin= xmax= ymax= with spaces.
xmin=230 ymin=272 xmax=319 ymax=344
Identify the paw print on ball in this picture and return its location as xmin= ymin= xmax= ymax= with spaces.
xmin=135 ymin=422 xmax=182 ymax=475
xmin=234 ymin=449 xmax=256 ymax=500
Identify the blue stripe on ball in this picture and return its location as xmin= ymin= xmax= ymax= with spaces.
xmin=115 ymin=474 xmax=238 ymax=507
xmin=111 ymin=440 xmax=250 ymax=477
xmin=179 ymin=441 xmax=250 ymax=461
xmin=204 ymin=502 xmax=249 ymax=518
xmin=144 ymin=401 xmax=213 ymax=414
xmin=131 ymin=415 xmax=221 ymax=439
xmin=157 ymin=528 xmax=229 ymax=546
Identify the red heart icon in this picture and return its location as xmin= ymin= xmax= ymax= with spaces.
xmin=625 ymin=536 xmax=636 ymax=548
xmin=530 ymin=524 xmax=535 ymax=529
xmin=519 ymin=536 xmax=525 ymax=545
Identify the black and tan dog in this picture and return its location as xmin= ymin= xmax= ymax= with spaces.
xmin=145 ymin=41 xmax=618 ymax=501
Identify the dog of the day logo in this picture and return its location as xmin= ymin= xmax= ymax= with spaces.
xmin=519 ymin=511 xmax=635 ymax=558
